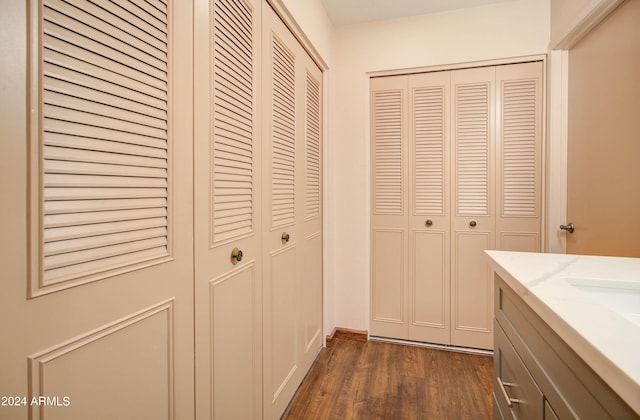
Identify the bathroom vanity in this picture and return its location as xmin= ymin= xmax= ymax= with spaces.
xmin=486 ymin=251 xmax=640 ymax=419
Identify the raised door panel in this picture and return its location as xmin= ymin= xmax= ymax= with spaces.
xmin=211 ymin=264 xmax=259 ymax=420
xmin=409 ymin=230 xmax=450 ymax=343
xmin=302 ymin=232 xmax=322 ymax=356
xmin=452 ymin=231 xmax=493 ymax=349
xmin=369 ymin=75 xmax=409 ymax=339
xmin=496 ymin=61 xmax=543 ymax=253
xmin=1 ymin=1 xmax=195 ymax=419
xmin=450 ymin=66 xmax=495 ymax=350
xmin=193 ymin=0 xmax=263 ymax=418
xmin=407 ymin=71 xmax=451 ymax=344
xmin=267 ymin=246 xmax=298 ymax=408
xmin=371 ymin=229 xmax=406 ymax=338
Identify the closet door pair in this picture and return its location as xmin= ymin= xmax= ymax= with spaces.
xmin=194 ymin=1 xmax=323 ymax=418
xmin=371 ymin=62 xmax=542 ymax=350
xmin=262 ymin=4 xmax=323 ymax=419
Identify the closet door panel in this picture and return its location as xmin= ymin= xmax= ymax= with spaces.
xmin=407 ymin=71 xmax=451 ymax=344
xmin=496 ymin=62 xmax=543 ymax=252
xmin=299 ymin=60 xmax=323 ymax=370
xmin=410 ymin=230 xmax=450 ymax=343
xmin=268 ymin=245 xmax=298 ymax=405
xmin=451 ymin=66 xmax=495 ymax=350
xmin=262 ymin=4 xmax=317 ymax=417
xmin=194 ymin=0 xmax=263 ymax=418
xmin=372 ymin=228 xmax=406 ymax=334
xmin=370 ymin=75 xmax=409 ymax=339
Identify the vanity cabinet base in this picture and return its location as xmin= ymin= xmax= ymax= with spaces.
xmin=493 ymin=274 xmax=638 ymax=420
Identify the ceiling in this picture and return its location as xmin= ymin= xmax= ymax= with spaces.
xmin=320 ymin=0 xmax=515 ymax=26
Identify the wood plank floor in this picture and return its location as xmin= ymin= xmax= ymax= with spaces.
xmin=282 ymin=337 xmax=494 ymax=419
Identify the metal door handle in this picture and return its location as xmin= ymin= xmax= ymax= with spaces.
xmin=425 ymin=219 xmax=433 ymax=227
xmin=497 ymin=377 xmax=520 ymax=407
xmin=231 ymin=247 xmax=243 ymax=265
xmin=281 ymin=232 xmax=290 ymax=244
xmin=560 ymin=223 xmax=574 ymax=233
xmin=469 ymin=220 xmax=477 ymax=228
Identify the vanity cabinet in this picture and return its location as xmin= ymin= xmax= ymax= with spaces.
xmin=493 ymin=274 xmax=638 ymax=420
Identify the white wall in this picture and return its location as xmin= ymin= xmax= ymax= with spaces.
xmin=331 ymin=0 xmax=550 ymax=331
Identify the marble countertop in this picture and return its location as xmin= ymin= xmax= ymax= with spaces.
xmin=485 ymin=251 xmax=640 ymax=415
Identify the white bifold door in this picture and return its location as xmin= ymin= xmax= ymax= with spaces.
xmin=194 ymin=1 xmax=323 ymax=419
xmin=261 ymin=4 xmax=323 ymax=418
xmin=370 ymin=62 xmax=542 ymax=350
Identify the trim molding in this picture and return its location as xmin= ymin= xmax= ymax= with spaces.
xmin=552 ymin=0 xmax=625 ymax=50
xmin=367 ymin=54 xmax=547 ymax=78
xmin=325 ymin=327 xmax=368 ymax=347
xmin=266 ymin=0 xmax=328 ymax=70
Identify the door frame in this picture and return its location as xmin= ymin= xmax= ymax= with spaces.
xmin=546 ymin=0 xmax=624 ymax=253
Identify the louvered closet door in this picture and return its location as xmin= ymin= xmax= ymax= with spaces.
xmin=0 ymin=1 xmax=196 ymax=419
xmin=407 ymin=71 xmax=452 ymax=344
xmin=496 ymin=62 xmax=542 ymax=253
xmin=298 ymin=51 xmax=324 ymax=375
xmin=450 ymin=66 xmax=496 ymax=350
xmin=262 ymin=4 xmax=318 ymax=418
xmin=194 ymin=0 xmax=263 ymax=418
xmin=370 ymin=75 xmax=410 ymax=339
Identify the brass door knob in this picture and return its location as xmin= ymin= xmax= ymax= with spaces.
xmin=425 ymin=219 xmax=433 ymax=227
xmin=231 ymin=247 xmax=243 ymax=265
xmin=281 ymin=232 xmax=290 ymax=244
xmin=469 ymin=220 xmax=477 ymax=228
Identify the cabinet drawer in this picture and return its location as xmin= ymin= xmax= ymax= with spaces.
xmin=494 ymin=320 xmax=543 ymax=420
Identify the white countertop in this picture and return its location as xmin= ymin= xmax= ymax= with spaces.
xmin=485 ymin=250 xmax=640 ymax=415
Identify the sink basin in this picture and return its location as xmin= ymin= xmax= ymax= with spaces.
xmin=564 ymin=278 xmax=640 ymax=327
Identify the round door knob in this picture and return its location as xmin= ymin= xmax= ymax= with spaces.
xmin=469 ymin=220 xmax=477 ymax=228
xmin=425 ymin=219 xmax=433 ymax=227
xmin=231 ymin=247 xmax=243 ymax=265
xmin=281 ymin=232 xmax=290 ymax=244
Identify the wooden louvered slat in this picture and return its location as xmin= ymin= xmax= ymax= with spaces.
xmin=44 ymin=198 xmax=168 ymax=214
xmin=212 ymin=0 xmax=255 ymax=243
xmin=271 ymin=35 xmax=296 ymax=227
xmin=47 ymin=0 xmax=167 ymax=63
xmin=44 ymin=119 xmax=168 ymax=150
xmin=456 ymin=84 xmax=489 ymax=215
xmin=44 ymin=104 xmax=166 ymax=139
xmin=37 ymin=0 xmax=170 ymax=286
xmin=44 ymin=60 xmax=166 ymax=110
xmin=44 ymin=75 xmax=166 ymax=121
xmin=44 ymin=35 xmax=167 ymax=94
xmin=373 ymin=90 xmax=403 ymax=214
xmin=62 ymin=0 xmax=167 ymax=52
xmin=111 ymin=0 xmax=167 ymax=34
xmin=44 ymin=247 xmax=168 ymax=284
xmin=42 ymin=20 xmax=165 ymax=82
xmin=414 ymin=87 xmax=445 ymax=215
xmin=44 ymin=187 xmax=167 ymax=200
xmin=43 ymin=145 xmax=166 ymax=168
xmin=305 ymin=71 xmax=321 ymax=220
xmin=502 ymin=80 xmax=537 ymax=216
xmin=44 ymin=218 xmax=168 ymax=243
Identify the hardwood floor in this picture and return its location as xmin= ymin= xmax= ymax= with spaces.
xmin=282 ymin=337 xmax=494 ymax=419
